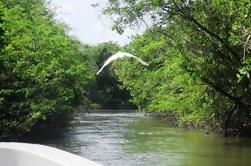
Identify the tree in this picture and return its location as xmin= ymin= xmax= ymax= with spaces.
xmin=85 ymin=42 xmax=135 ymax=109
xmin=113 ymin=29 xmax=209 ymax=126
xmin=103 ymin=0 xmax=251 ymax=136
xmin=0 ymin=0 xmax=95 ymax=139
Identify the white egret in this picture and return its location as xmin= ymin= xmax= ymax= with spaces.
xmin=96 ymin=51 xmax=149 ymax=75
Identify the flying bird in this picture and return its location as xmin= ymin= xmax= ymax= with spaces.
xmin=96 ymin=51 xmax=149 ymax=75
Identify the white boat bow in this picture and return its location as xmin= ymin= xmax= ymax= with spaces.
xmin=0 ymin=142 xmax=102 ymax=166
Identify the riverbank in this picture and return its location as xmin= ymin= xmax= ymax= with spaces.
xmin=146 ymin=112 xmax=251 ymax=137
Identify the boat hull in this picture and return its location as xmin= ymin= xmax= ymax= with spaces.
xmin=0 ymin=142 xmax=101 ymax=166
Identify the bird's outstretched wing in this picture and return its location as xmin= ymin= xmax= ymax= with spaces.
xmin=96 ymin=52 xmax=122 ymax=75
xmin=121 ymin=52 xmax=149 ymax=66
xmin=96 ymin=51 xmax=149 ymax=75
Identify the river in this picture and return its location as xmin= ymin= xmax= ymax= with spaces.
xmin=32 ymin=111 xmax=251 ymax=166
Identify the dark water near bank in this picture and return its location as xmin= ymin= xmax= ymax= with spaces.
xmin=32 ymin=111 xmax=251 ymax=166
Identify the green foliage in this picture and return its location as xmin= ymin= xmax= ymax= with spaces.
xmin=0 ymin=0 xmax=95 ymax=139
xmin=84 ymin=42 xmax=135 ymax=109
xmin=238 ymin=31 xmax=251 ymax=81
xmin=103 ymin=0 xmax=251 ymax=136
xmin=113 ymin=29 xmax=209 ymax=126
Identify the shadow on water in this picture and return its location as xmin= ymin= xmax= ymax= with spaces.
xmin=22 ymin=111 xmax=251 ymax=166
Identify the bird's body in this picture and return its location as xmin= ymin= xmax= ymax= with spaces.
xmin=96 ymin=51 xmax=149 ymax=75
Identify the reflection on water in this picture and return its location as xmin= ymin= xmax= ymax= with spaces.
xmin=32 ymin=112 xmax=251 ymax=166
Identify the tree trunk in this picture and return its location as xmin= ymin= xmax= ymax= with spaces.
xmin=224 ymin=105 xmax=236 ymax=137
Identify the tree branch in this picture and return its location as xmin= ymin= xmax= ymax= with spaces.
xmin=167 ymin=1 xmax=241 ymax=63
xmin=203 ymin=78 xmax=238 ymax=102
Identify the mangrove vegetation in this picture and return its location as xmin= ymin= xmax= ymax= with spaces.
xmin=0 ymin=0 xmax=251 ymax=139
xmin=103 ymin=0 xmax=251 ymax=136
